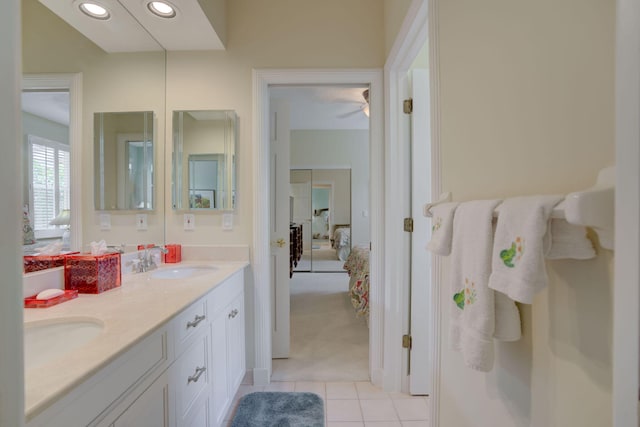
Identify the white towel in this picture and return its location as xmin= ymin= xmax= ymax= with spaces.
xmin=450 ymin=200 xmax=520 ymax=372
xmin=488 ymin=195 xmax=564 ymax=304
xmin=546 ymin=219 xmax=596 ymax=260
xmin=426 ymin=202 xmax=459 ymax=255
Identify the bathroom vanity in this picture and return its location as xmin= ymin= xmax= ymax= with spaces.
xmin=23 ymin=261 xmax=247 ymax=427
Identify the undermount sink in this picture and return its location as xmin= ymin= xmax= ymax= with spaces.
xmin=150 ymin=265 xmax=218 ymax=280
xmin=24 ymin=318 xmax=104 ymax=371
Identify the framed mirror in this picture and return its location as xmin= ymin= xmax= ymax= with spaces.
xmin=172 ymin=110 xmax=237 ymax=211
xmin=94 ymin=111 xmax=155 ymax=211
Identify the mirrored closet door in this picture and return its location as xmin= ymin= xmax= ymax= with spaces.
xmin=290 ymin=169 xmax=351 ymax=272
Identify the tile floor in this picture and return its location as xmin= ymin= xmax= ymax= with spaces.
xmin=224 ymin=379 xmax=430 ymax=426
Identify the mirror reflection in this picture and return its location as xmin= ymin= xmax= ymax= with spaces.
xmin=172 ymin=110 xmax=237 ymax=211
xmin=22 ymin=89 xmax=71 ymax=253
xmin=291 ymin=169 xmax=352 ymax=272
xmin=94 ymin=111 xmax=155 ymax=211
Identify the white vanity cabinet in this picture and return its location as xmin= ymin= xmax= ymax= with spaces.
xmin=26 ymin=266 xmax=246 ymax=427
xmin=112 ymin=370 xmax=171 ymax=427
xmin=209 ymin=270 xmax=245 ymax=427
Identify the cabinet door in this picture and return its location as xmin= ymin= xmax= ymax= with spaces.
xmin=184 ymin=394 xmax=210 ymax=427
xmin=210 ymin=310 xmax=230 ymax=427
xmin=226 ymin=292 xmax=245 ymax=394
xmin=174 ymin=332 xmax=210 ymax=425
xmin=113 ymin=371 xmax=170 ymax=427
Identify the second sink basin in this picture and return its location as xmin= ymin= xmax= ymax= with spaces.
xmin=150 ymin=265 xmax=218 ymax=280
xmin=25 ymin=318 xmax=104 ymax=371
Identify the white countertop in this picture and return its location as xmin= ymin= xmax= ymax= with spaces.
xmin=23 ymin=260 xmax=248 ymax=421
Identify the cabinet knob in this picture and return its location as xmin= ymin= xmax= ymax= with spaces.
xmin=187 ymin=366 xmax=206 ymax=384
xmin=228 ymin=308 xmax=239 ymax=319
xmin=186 ymin=314 xmax=206 ymax=329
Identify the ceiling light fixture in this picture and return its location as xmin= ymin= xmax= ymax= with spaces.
xmin=147 ymin=1 xmax=176 ymax=18
xmin=79 ymin=2 xmax=110 ymax=19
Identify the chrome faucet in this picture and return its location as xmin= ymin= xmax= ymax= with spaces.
xmin=135 ymin=245 xmax=169 ymax=273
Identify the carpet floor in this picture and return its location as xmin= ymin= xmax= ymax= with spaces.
xmin=271 ymin=272 xmax=369 ymax=382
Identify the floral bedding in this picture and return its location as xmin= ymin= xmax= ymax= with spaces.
xmin=343 ymin=245 xmax=370 ymax=318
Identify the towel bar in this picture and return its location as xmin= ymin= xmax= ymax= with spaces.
xmin=423 ymin=166 xmax=615 ymax=250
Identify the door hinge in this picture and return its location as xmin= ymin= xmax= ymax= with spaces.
xmin=403 ymin=98 xmax=413 ymax=114
xmin=404 ymin=217 xmax=414 ymax=232
xmin=402 ymin=334 xmax=412 ymax=349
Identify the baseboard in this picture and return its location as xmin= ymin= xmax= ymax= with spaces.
xmin=370 ymin=368 xmax=384 ymax=389
xmin=253 ymin=368 xmax=270 ymax=386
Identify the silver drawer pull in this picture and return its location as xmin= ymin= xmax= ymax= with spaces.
xmin=228 ymin=309 xmax=239 ymax=319
xmin=186 ymin=314 xmax=206 ymax=329
xmin=187 ymin=366 xmax=206 ymax=384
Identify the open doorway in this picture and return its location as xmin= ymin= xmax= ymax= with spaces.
xmin=269 ymin=84 xmax=371 ymax=381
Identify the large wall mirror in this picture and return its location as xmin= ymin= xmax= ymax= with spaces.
xmin=172 ymin=110 xmax=237 ymax=211
xmin=23 ymin=0 xmax=166 ymax=257
xmin=94 ymin=111 xmax=155 ymax=211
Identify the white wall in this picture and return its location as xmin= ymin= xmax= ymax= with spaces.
xmin=290 ymin=130 xmax=370 ymax=247
xmin=436 ymin=0 xmax=615 ymax=426
xmin=0 ymin=0 xmax=25 ymax=425
xmin=384 ymin=0 xmax=413 ymax=56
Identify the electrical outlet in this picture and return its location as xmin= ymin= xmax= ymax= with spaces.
xmin=136 ymin=214 xmax=148 ymax=230
xmin=100 ymin=214 xmax=111 ymax=231
xmin=222 ymin=213 xmax=233 ymax=230
xmin=184 ymin=214 xmax=195 ymax=230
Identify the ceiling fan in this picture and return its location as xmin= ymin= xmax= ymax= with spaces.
xmin=337 ymin=89 xmax=370 ymax=119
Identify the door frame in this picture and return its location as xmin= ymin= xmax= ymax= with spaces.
xmin=384 ymin=0 xmax=441 ymax=410
xmin=252 ymin=69 xmax=384 ymax=386
xmin=613 ymin=0 xmax=640 ymax=424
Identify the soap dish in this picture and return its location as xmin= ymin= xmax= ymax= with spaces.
xmin=24 ymin=290 xmax=78 ymax=308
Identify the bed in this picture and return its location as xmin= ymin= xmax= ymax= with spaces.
xmin=331 ymin=224 xmax=351 ymax=261
xmin=343 ymin=245 xmax=370 ymax=319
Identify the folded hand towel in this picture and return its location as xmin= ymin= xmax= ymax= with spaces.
xmin=450 ymin=199 xmax=515 ymax=372
xmin=426 ymin=202 xmax=460 ymax=255
xmin=546 ymin=219 xmax=596 ymax=260
xmin=488 ymin=195 xmax=564 ymax=304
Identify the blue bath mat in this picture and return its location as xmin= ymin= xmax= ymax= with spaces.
xmin=231 ymin=391 xmax=324 ymax=427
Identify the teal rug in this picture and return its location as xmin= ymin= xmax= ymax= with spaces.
xmin=231 ymin=392 xmax=324 ymax=427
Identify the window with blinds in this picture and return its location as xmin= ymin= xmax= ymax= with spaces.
xmin=28 ymin=135 xmax=70 ymax=238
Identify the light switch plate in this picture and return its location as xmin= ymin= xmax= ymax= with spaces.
xmin=136 ymin=214 xmax=148 ymax=231
xmin=99 ymin=214 xmax=111 ymax=231
xmin=184 ymin=214 xmax=195 ymax=230
xmin=222 ymin=213 xmax=233 ymax=230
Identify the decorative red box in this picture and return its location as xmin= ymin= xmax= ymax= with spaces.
xmin=64 ymin=252 xmax=122 ymax=294
xmin=163 ymin=244 xmax=182 ymax=263
xmin=23 ymin=252 xmax=79 ymax=273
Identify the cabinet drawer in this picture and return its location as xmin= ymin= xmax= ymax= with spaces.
xmin=174 ymin=298 xmax=208 ymax=353
xmin=174 ymin=333 xmax=209 ymax=422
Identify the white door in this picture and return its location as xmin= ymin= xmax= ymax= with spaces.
xmin=409 ymin=68 xmax=432 ymax=394
xmin=270 ymin=97 xmax=291 ymax=359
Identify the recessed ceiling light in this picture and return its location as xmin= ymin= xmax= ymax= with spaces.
xmin=78 ymin=2 xmax=110 ymax=20
xmin=147 ymin=1 xmax=176 ymax=18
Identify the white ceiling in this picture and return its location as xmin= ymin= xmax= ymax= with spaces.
xmin=38 ymin=0 xmax=224 ymax=52
xmin=22 ymin=91 xmax=70 ymax=126
xmin=270 ymin=85 xmax=370 ymax=130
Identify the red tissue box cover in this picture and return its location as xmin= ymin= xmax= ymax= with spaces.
xmin=23 ymin=252 xmax=79 ymax=273
xmin=64 ymin=252 xmax=121 ymax=294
